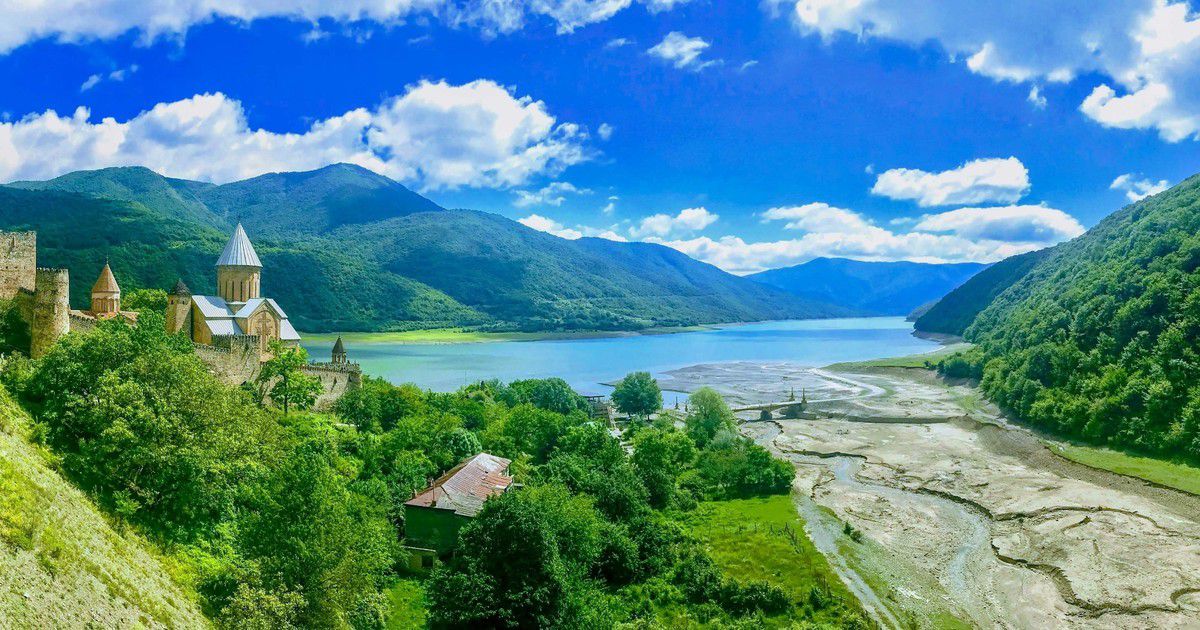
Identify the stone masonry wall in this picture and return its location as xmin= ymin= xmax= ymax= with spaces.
xmin=0 ymin=232 xmax=36 ymax=301
xmin=303 ymin=362 xmax=362 ymax=411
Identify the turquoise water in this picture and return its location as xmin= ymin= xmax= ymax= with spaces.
xmin=301 ymin=317 xmax=939 ymax=395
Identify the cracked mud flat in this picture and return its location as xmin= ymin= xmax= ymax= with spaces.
xmin=662 ymin=362 xmax=1200 ymax=629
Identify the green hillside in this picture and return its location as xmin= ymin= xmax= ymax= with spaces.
xmin=749 ymin=257 xmax=986 ymax=316
xmin=957 ymin=175 xmax=1200 ymax=461
xmin=0 ymin=165 xmax=840 ymax=332
xmin=0 ymin=386 xmax=206 ymax=628
xmin=913 ymin=249 xmax=1048 ymax=336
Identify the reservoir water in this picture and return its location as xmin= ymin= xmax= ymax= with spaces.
xmin=301 ymin=317 xmax=939 ymax=395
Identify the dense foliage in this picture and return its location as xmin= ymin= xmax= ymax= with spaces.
xmin=1 ymin=164 xmax=841 ymax=332
xmin=940 ymin=177 xmax=1200 ymax=461
xmin=914 ymin=249 xmax=1048 ymax=336
xmin=749 ymin=257 xmax=986 ymax=316
xmin=612 ymin=371 xmax=663 ymax=418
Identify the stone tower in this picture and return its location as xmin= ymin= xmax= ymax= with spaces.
xmin=166 ymin=279 xmax=192 ymax=336
xmin=216 ymin=224 xmax=262 ymax=304
xmin=332 ymin=336 xmax=347 ymax=364
xmin=90 ymin=262 xmax=121 ymax=315
xmin=0 ymin=231 xmax=37 ymax=301
xmin=31 ymin=268 xmax=69 ymax=359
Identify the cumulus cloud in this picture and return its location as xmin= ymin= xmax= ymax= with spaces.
xmin=871 ymin=157 xmax=1030 ymax=207
xmin=771 ymin=0 xmax=1200 ymax=142
xmin=662 ymin=200 xmax=1083 ymax=274
xmin=647 ymin=32 xmax=720 ymax=71
xmin=1110 ymin=173 xmax=1170 ymax=201
xmin=912 ymin=205 xmax=1084 ymax=243
xmin=1028 ymin=85 xmax=1047 ymax=109
xmin=519 ymin=214 xmax=627 ymax=241
xmin=513 ymin=181 xmax=591 ymax=207
xmin=630 ymin=206 xmax=718 ymax=237
xmin=0 ymin=0 xmax=692 ymax=52
xmin=0 ymin=80 xmax=591 ymax=189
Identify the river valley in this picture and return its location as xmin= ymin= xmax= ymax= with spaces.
xmin=670 ymin=362 xmax=1200 ymax=629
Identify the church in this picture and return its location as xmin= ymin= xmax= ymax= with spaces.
xmin=166 ymin=224 xmax=302 ymax=359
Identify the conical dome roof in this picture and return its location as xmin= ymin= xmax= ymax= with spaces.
xmin=332 ymin=336 xmax=346 ymax=354
xmin=216 ymin=223 xmax=262 ymax=268
xmin=91 ymin=262 xmax=120 ymax=294
xmin=171 ymin=279 xmax=191 ymax=296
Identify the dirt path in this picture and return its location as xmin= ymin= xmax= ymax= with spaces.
xmin=668 ymin=361 xmax=1200 ymax=629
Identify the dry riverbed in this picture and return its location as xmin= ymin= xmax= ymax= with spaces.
xmin=660 ymin=362 xmax=1200 ymax=629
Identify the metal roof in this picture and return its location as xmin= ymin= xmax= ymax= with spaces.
xmin=203 ymin=318 xmax=243 ymax=336
xmin=191 ymin=294 xmax=232 ymax=319
xmin=232 ymin=297 xmax=289 ymax=320
xmin=216 ymin=223 xmax=262 ymax=268
xmin=405 ymin=453 xmax=512 ymax=517
xmin=279 ymin=319 xmax=301 ymax=341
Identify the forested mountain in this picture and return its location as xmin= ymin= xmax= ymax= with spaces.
xmin=951 ymin=175 xmax=1200 ymax=461
xmin=748 ymin=257 xmax=986 ymax=315
xmin=0 ymin=165 xmax=842 ymax=332
xmin=913 ymin=249 xmax=1049 ymax=335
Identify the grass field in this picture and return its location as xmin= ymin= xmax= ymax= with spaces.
xmin=679 ymin=495 xmax=870 ymax=627
xmin=302 ymin=325 xmax=712 ymax=345
xmin=385 ymin=578 xmax=427 ymax=630
xmin=826 ymin=342 xmax=972 ymax=370
xmin=1048 ymin=443 xmax=1200 ymax=496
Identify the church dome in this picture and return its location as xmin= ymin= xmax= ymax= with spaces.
xmin=216 ymin=223 xmax=262 ymax=268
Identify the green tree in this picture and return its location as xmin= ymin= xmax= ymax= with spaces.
xmin=685 ymin=387 xmax=736 ymax=447
xmin=122 ymin=287 xmax=169 ymax=313
xmin=612 ymin=371 xmax=662 ymax=419
xmin=632 ymin=428 xmax=697 ymax=508
xmin=258 ymin=340 xmax=323 ymax=415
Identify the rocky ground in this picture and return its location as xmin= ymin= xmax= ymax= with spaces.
xmin=661 ymin=361 xmax=1200 ymax=629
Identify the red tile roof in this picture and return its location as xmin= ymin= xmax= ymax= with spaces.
xmin=405 ymin=453 xmax=512 ymax=517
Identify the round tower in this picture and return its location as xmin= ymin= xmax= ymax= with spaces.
xmin=216 ymin=224 xmax=262 ymax=304
xmin=31 ymin=268 xmax=69 ymax=359
xmin=166 ymin=279 xmax=192 ymax=336
xmin=331 ymin=335 xmax=347 ymax=365
xmin=90 ymin=261 xmax=121 ymax=315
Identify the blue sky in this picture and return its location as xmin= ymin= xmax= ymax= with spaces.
xmin=2 ymin=1 xmax=1200 ymax=273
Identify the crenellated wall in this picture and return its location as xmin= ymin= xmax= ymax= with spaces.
xmin=31 ymin=268 xmax=70 ymax=359
xmin=0 ymin=232 xmax=37 ymax=301
xmin=303 ymin=362 xmax=362 ymax=411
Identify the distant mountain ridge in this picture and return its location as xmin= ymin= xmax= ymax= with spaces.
xmin=912 ymin=249 xmax=1048 ymax=336
xmin=748 ymin=257 xmax=987 ymax=316
xmin=0 ymin=164 xmax=844 ymax=332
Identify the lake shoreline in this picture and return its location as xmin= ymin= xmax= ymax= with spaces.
xmin=299 ymin=324 xmax=717 ymax=345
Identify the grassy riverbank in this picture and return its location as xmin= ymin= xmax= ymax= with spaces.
xmin=301 ymin=325 xmax=714 ymax=345
xmin=1047 ymin=443 xmax=1200 ymax=496
xmin=825 ymin=342 xmax=971 ymax=370
xmin=679 ymin=495 xmax=869 ymax=626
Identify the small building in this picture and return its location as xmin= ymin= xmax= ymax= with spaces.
xmin=404 ymin=453 xmax=513 ymax=562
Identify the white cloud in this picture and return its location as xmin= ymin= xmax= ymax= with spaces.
xmin=871 ymin=157 xmax=1030 ymax=207
xmin=80 ymin=64 xmax=138 ymax=91
xmin=630 ymin=206 xmax=718 ymax=237
xmin=912 ymin=205 xmax=1084 ymax=243
xmin=605 ymin=37 xmax=632 ymax=48
xmin=1110 ymin=173 xmax=1170 ymax=201
xmin=513 ymin=181 xmax=591 ymax=207
xmin=1028 ymin=85 xmax=1047 ymax=109
xmin=0 ymin=0 xmax=693 ymax=52
xmin=602 ymin=195 xmax=618 ymax=214
xmin=519 ymin=214 xmax=627 ymax=241
xmin=647 ymin=31 xmax=720 ymax=71
xmin=0 ymin=80 xmax=591 ymax=189
xmin=760 ymin=202 xmax=875 ymax=232
xmin=662 ymin=200 xmax=1081 ymax=274
xmin=739 ymin=60 xmax=759 ymax=71
xmin=771 ymin=0 xmax=1200 ymax=142
xmin=597 ymin=123 xmax=614 ymax=140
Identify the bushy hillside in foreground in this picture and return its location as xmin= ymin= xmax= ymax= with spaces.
xmin=0 ymin=387 xmax=206 ymax=628
xmin=956 ymin=175 xmax=1200 ymax=460
xmin=749 ymin=257 xmax=985 ymax=315
xmin=2 ymin=165 xmax=839 ymax=332
xmin=914 ymin=249 xmax=1048 ymax=336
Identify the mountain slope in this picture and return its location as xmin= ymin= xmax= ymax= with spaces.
xmin=0 ymin=387 xmax=206 ymax=628
xmin=913 ymin=249 xmax=1048 ymax=336
xmin=0 ymin=165 xmax=839 ymax=331
xmin=748 ymin=257 xmax=986 ymax=315
xmin=960 ymin=175 xmax=1200 ymax=460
